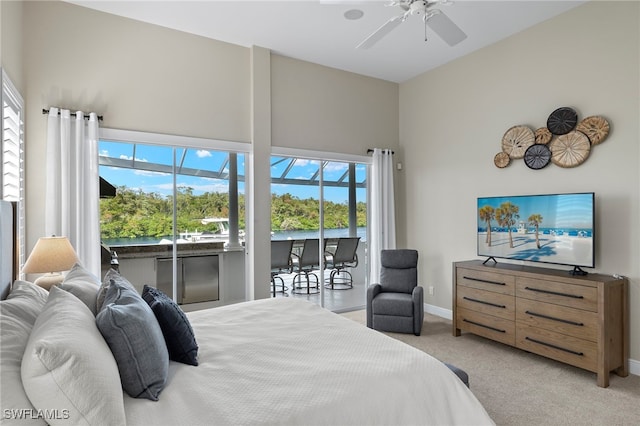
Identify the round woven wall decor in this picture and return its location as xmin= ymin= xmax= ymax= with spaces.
xmin=547 ymin=107 xmax=578 ymax=135
xmin=549 ymin=130 xmax=591 ymax=168
xmin=501 ymin=125 xmax=535 ymax=159
xmin=524 ymin=144 xmax=551 ymax=170
xmin=534 ymin=127 xmax=552 ymax=145
xmin=576 ymin=116 xmax=610 ymax=145
xmin=494 ymin=152 xmax=510 ymax=168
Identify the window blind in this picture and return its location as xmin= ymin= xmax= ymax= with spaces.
xmin=1 ymin=69 xmax=25 ymax=274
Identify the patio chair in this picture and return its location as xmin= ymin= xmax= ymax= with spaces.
xmin=271 ymin=239 xmax=294 ymax=297
xmin=291 ymin=238 xmax=321 ymax=294
xmin=324 ymin=237 xmax=360 ymax=290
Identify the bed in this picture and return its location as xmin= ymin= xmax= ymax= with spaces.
xmin=0 ymin=205 xmax=493 ymax=425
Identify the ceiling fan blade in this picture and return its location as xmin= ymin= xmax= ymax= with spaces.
xmin=426 ymin=11 xmax=467 ymax=46
xmin=356 ymin=16 xmax=404 ymax=49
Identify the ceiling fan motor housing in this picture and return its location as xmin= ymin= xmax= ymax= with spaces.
xmin=409 ymin=1 xmax=429 ymax=15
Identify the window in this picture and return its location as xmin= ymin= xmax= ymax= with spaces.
xmin=99 ymin=141 xmax=246 ymax=246
xmin=1 ymin=69 xmax=25 ymax=274
xmin=97 ymin=129 xmax=248 ymax=306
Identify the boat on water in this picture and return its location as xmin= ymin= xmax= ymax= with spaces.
xmin=159 ymin=218 xmax=245 ymax=244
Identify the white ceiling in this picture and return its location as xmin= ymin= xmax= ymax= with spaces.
xmin=66 ymin=0 xmax=587 ymax=83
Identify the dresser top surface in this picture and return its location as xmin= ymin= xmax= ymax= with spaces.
xmin=454 ymin=259 xmax=624 ymax=286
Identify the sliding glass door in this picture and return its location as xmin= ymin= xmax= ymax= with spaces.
xmin=270 ymin=155 xmax=368 ymax=312
xmin=98 ymin=136 xmax=246 ymax=307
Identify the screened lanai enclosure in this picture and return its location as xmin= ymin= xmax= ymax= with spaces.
xmin=98 ymin=138 xmax=368 ymax=312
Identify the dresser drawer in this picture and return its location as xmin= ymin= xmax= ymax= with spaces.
xmin=457 ymin=286 xmax=515 ymax=321
xmin=516 ymin=277 xmax=597 ymax=312
xmin=516 ymin=298 xmax=598 ymax=342
xmin=457 ymin=307 xmax=515 ymax=346
xmin=516 ymin=324 xmax=597 ymax=372
xmin=457 ymin=268 xmax=515 ymax=296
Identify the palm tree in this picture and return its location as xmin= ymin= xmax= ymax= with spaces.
xmin=496 ymin=202 xmax=519 ymax=248
xmin=528 ymin=214 xmax=543 ymax=249
xmin=478 ymin=205 xmax=495 ymax=246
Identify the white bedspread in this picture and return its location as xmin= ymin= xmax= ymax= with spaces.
xmin=124 ymin=298 xmax=493 ymax=425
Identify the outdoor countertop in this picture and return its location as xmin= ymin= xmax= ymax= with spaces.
xmin=108 ymin=242 xmax=244 ymax=259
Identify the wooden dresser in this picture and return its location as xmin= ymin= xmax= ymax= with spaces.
xmin=452 ymin=260 xmax=628 ymax=387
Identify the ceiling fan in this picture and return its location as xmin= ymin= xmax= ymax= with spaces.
xmin=356 ymin=0 xmax=467 ymax=49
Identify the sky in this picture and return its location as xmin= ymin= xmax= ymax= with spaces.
xmin=477 ymin=193 xmax=594 ymax=229
xmin=99 ymin=140 xmax=367 ymax=203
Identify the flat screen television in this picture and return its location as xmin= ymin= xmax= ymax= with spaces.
xmin=477 ymin=192 xmax=595 ymax=275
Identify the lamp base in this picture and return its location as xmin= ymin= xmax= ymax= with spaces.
xmin=34 ymin=273 xmax=64 ymax=290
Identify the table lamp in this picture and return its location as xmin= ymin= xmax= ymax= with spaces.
xmin=22 ymin=236 xmax=79 ymax=290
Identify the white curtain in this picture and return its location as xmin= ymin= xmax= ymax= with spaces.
xmin=369 ymin=148 xmax=396 ymax=284
xmin=45 ymin=108 xmax=101 ymax=276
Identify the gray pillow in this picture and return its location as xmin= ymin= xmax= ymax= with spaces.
xmin=96 ymin=272 xmax=169 ymax=401
xmin=58 ymin=263 xmax=100 ymax=315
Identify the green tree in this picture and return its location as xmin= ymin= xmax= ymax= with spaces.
xmin=528 ymin=213 xmax=543 ymax=249
xmin=478 ymin=205 xmax=495 ymax=246
xmin=496 ymin=202 xmax=519 ymax=248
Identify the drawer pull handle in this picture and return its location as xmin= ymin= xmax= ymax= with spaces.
xmin=463 ymin=319 xmax=506 ymax=333
xmin=525 ymin=337 xmax=584 ymax=356
xmin=463 ymin=276 xmax=506 ymax=286
xmin=525 ymin=310 xmax=584 ymax=327
xmin=463 ymin=296 xmax=506 ymax=309
xmin=524 ymin=286 xmax=584 ymax=299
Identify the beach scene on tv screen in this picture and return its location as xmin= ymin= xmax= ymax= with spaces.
xmin=477 ymin=193 xmax=594 ymax=267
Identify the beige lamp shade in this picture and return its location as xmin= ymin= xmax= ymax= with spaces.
xmin=23 ymin=236 xmax=79 ymax=289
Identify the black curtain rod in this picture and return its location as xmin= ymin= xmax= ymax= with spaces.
xmin=367 ymin=149 xmax=395 ymax=154
xmin=42 ymin=108 xmax=104 ymax=121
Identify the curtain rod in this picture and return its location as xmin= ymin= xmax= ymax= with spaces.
xmin=42 ymin=108 xmax=104 ymax=121
xmin=367 ymin=149 xmax=395 ymax=154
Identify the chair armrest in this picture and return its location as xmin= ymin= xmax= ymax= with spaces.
xmin=411 ymin=286 xmax=424 ymax=335
xmin=366 ymin=284 xmax=382 ymax=328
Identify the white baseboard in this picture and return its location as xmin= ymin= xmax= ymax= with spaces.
xmin=424 ymin=302 xmax=452 ymax=320
xmin=424 ymin=303 xmax=639 ymax=377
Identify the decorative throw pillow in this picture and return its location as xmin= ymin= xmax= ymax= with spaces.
xmin=58 ymin=263 xmax=100 ymax=315
xmin=96 ymin=268 xmax=124 ymax=311
xmin=0 ymin=281 xmax=49 ymax=425
xmin=21 ymin=286 xmax=126 ymax=426
xmin=142 ymin=285 xmax=199 ymax=366
xmin=96 ymin=272 xmax=169 ymax=400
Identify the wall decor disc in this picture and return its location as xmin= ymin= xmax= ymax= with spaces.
xmin=534 ymin=127 xmax=552 ymax=145
xmin=576 ymin=115 xmax=610 ymax=145
xmin=501 ymin=125 xmax=535 ymax=159
xmin=524 ymin=143 xmax=551 ymax=170
xmin=549 ymin=130 xmax=591 ymax=168
xmin=547 ymin=107 xmax=578 ymax=135
xmin=494 ymin=151 xmax=510 ymax=168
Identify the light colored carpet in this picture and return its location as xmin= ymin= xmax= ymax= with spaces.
xmin=341 ymin=310 xmax=640 ymax=426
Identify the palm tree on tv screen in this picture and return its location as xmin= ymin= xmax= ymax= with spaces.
xmin=478 ymin=205 xmax=495 ymax=246
xmin=496 ymin=202 xmax=519 ymax=248
xmin=528 ymin=213 xmax=543 ymax=249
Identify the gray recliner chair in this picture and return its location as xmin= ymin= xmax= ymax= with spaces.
xmin=367 ymin=249 xmax=424 ymax=336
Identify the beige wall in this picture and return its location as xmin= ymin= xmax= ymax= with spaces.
xmin=1 ymin=0 xmax=24 ymax=91
xmin=271 ymin=55 xmax=398 ymax=155
xmin=399 ymin=1 xmax=640 ymax=361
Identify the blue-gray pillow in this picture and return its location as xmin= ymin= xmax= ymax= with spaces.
xmin=96 ymin=274 xmax=169 ymax=401
xmin=142 ymin=285 xmax=199 ymax=366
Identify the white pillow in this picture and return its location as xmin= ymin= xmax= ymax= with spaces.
xmin=0 ymin=281 xmax=48 ymax=426
xmin=21 ymin=286 xmax=126 ymax=426
xmin=58 ymin=263 xmax=100 ymax=315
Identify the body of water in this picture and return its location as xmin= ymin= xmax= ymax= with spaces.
xmin=103 ymin=227 xmax=367 ymax=246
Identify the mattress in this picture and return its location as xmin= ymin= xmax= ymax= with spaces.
xmin=123 ymin=297 xmax=494 ymax=425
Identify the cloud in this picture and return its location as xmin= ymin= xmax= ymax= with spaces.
xmin=196 ymin=150 xmax=212 ymax=158
xmin=119 ymin=154 xmax=148 ymax=162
